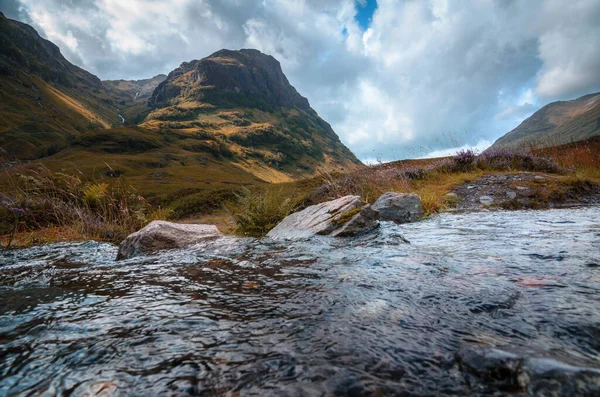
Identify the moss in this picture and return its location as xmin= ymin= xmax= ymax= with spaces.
xmin=332 ymin=207 xmax=361 ymax=225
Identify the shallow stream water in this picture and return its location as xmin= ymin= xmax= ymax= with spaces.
xmin=1 ymin=207 xmax=599 ymax=396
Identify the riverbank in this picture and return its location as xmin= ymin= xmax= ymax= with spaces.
xmin=2 ymin=137 xmax=599 ymax=248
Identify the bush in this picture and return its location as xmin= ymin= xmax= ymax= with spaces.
xmin=451 ymin=149 xmax=477 ymax=172
xmin=230 ymin=188 xmax=299 ymax=237
xmin=478 ymin=149 xmax=563 ymax=173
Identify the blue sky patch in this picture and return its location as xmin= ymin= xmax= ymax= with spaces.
xmin=355 ymin=0 xmax=377 ymax=30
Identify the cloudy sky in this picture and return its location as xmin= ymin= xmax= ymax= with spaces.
xmin=2 ymin=0 xmax=600 ymax=161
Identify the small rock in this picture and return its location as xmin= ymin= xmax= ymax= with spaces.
xmin=516 ymin=186 xmax=528 ymax=191
xmin=467 ymin=185 xmax=477 ymax=190
xmin=480 ymin=196 xmax=494 ymax=206
xmin=445 ymin=193 xmax=458 ymax=198
xmin=372 ymin=192 xmax=423 ymax=224
xmin=534 ymin=176 xmax=546 ymax=181
xmin=117 ymin=221 xmax=222 ymax=260
xmin=506 ymin=191 xmax=517 ymax=200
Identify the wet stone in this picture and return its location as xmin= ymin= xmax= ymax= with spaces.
xmin=371 ymin=192 xmax=423 ymax=224
xmin=479 ymin=196 xmax=494 ymax=206
xmin=506 ymin=190 xmax=517 ymax=200
xmin=457 ymin=346 xmax=600 ymax=396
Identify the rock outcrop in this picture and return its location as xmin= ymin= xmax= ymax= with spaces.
xmin=267 ymin=195 xmax=378 ymax=240
xmin=371 ymin=192 xmax=423 ymax=223
xmin=117 ymin=221 xmax=222 ymax=260
xmin=456 ymin=346 xmax=600 ymax=396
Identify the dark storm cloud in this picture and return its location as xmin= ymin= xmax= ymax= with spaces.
xmin=2 ymin=0 xmax=600 ymax=160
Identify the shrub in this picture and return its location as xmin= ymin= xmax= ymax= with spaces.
xmin=451 ymin=149 xmax=477 ymax=172
xmin=230 ymin=188 xmax=299 ymax=237
xmin=478 ymin=149 xmax=563 ymax=173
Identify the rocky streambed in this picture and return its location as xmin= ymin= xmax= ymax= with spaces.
xmin=449 ymin=172 xmax=600 ymax=211
xmin=1 ymin=205 xmax=599 ymax=396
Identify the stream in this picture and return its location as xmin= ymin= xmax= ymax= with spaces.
xmin=1 ymin=207 xmax=599 ymax=395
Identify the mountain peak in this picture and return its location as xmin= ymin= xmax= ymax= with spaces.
xmin=150 ymin=48 xmax=310 ymax=110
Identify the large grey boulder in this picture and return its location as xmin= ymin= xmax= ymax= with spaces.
xmin=371 ymin=192 xmax=423 ymax=224
xmin=267 ymin=195 xmax=378 ymax=240
xmin=117 ymin=220 xmax=222 ymax=260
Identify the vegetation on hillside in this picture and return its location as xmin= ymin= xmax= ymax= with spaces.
xmin=3 ymin=135 xmax=598 ymax=247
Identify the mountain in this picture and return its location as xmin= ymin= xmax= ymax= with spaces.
xmin=103 ymin=74 xmax=167 ymax=124
xmin=0 ymin=13 xmax=361 ymax=203
xmin=0 ymin=12 xmax=123 ymax=159
xmin=488 ymin=92 xmax=600 ymax=152
xmin=140 ymin=49 xmax=361 ymax=181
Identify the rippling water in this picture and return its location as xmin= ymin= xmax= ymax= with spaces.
xmin=1 ymin=207 xmax=599 ymax=396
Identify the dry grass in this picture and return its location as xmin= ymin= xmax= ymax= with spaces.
xmin=0 ymin=163 xmax=165 ymax=249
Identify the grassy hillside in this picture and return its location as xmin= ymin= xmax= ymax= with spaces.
xmin=0 ymin=12 xmax=125 ymax=159
xmin=489 ymin=92 xmax=600 ymax=152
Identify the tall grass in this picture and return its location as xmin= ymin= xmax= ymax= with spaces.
xmin=0 ymin=164 xmax=161 ymax=248
xmin=229 ymin=187 xmax=299 ymax=237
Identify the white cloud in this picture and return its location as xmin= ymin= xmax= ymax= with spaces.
xmin=422 ymin=139 xmax=493 ymax=159
xmin=10 ymin=0 xmax=600 ymax=161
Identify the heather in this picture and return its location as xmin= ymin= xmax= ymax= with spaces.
xmin=0 ymin=164 xmax=161 ymax=249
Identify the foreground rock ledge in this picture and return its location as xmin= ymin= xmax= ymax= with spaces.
xmin=267 ymin=195 xmax=379 ymax=240
xmin=117 ymin=221 xmax=222 ymax=260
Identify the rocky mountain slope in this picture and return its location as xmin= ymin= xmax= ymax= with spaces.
xmin=0 ymin=13 xmax=361 ymax=202
xmin=140 ymin=49 xmax=361 ymax=182
xmin=488 ymin=92 xmax=600 ymax=152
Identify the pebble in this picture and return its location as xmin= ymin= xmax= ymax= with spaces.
xmin=480 ymin=196 xmax=494 ymax=206
xmin=506 ymin=191 xmax=517 ymax=200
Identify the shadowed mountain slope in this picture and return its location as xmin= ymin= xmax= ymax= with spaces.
xmin=0 ymin=12 xmax=124 ymax=159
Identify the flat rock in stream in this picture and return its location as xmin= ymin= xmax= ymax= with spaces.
xmin=117 ymin=221 xmax=222 ymax=260
xmin=267 ymin=195 xmax=378 ymax=240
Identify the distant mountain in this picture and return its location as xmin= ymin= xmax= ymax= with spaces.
xmin=0 ymin=12 xmax=123 ymax=159
xmin=488 ymin=92 xmax=600 ymax=152
xmin=0 ymin=13 xmax=361 ymax=200
xmin=103 ymin=74 xmax=167 ymax=124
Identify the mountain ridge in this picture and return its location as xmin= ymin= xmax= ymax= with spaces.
xmin=0 ymin=13 xmax=361 ymax=202
xmin=488 ymin=92 xmax=600 ymax=152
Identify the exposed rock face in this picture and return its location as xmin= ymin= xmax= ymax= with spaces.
xmin=267 ymin=195 xmax=378 ymax=240
xmin=371 ymin=192 xmax=423 ymax=224
xmin=330 ymin=205 xmax=379 ymax=237
xmin=150 ymin=49 xmax=310 ymax=110
xmin=456 ymin=346 xmax=600 ymax=396
xmin=117 ymin=221 xmax=222 ymax=260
